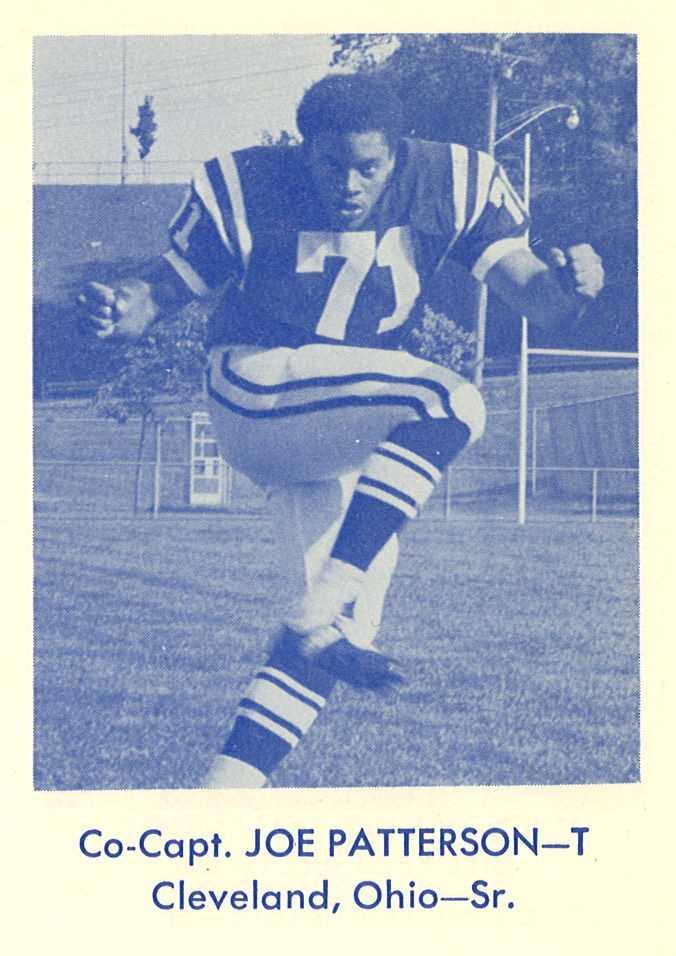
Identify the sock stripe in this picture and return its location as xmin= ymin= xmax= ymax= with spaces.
xmin=236 ymin=705 xmax=300 ymax=748
xmin=255 ymin=671 xmax=324 ymax=713
xmin=375 ymin=446 xmax=439 ymax=484
xmin=379 ymin=441 xmax=443 ymax=481
xmin=355 ymin=479 xmax=418 ymax=519
xmin=245 ymin=677 xmax=320 ymax=733
xmin=358 ymin=476 xmax=418 ymax=510
xmin=239 ymin=698 xmax=303 ymax=741
xmin=364 ymin=454 xmax=436 ymax=507
xmin=259 ymin=665 xmax=327 ymax=707
xmin=223 ymin=716 xmax=293 ymax=775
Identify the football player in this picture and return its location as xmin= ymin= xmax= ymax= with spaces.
xmin=79 ymin=74 xmax=604 ymax=788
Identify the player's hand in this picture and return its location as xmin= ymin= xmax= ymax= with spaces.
xmin=548 ymin=244 xmax=605 ymax=303
xmin=77 ymin=280 xmax=156 ymax=342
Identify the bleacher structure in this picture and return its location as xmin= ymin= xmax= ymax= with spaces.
xmin=516 ymin=342 xmax=638 ymax=523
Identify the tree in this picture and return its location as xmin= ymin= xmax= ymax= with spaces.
xmin=260 ymin=129 xmax=300 ymax=147
xmin=331 ymin=33 xmax=638 ymax=355
xmin=93 ymin=299 xmax=210 ymax=513
xmin=407 ymin=305 xmax=476 ymax=375
xmin=130 ymin=96 xmax=158 ymax=160
xmin=89 ymin=127 xmax=302 ymax=513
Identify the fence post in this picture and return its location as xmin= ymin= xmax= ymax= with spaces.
xmin=152 ymin=422 xmax=162 ymax=519
xmin=223 ymin=462 xmax=233 ymax=508
xmin=517 ymin=317 xmax=529 ymax=525
xmin=444 ymin=468 xmax=452 ymax=519
xmin=591 ymin=468 xmax=598 ymax=523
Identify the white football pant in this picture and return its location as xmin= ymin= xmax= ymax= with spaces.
xmin=206 ymin=343 xmax=485 ymax=646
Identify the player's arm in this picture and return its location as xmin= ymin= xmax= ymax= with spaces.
xmin=79 ymin=168 xmax=241 ymax=343
xmin=451 ymin=153 xmax=604 ymax=331
xmin=78 ymin=259 xmax=193 ymax=342
xmin=484 ymin=243 xmax=604 ymax=332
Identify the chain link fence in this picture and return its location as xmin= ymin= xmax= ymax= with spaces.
xmin=34 ymin=409 xmax=638 ymax=521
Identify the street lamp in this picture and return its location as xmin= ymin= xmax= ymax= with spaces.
xmin=495 ymin=102 xmax=579 ymax=146
xmin=494 ymin=102 xmax=580 ymax=524
xmin=473 ymin=101 xmax=580 ymax=386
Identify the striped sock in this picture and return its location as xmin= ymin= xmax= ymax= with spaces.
xmin=332 ymin=418 xmax=470 ymax=571
xmin=220 ymin=630 xmax=337 ymax=781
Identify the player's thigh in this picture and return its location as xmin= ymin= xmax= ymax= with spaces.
xmin=207 ymin=397 xmax=406 ymax=485
xmin=289 ymin=344 xmax=484 ymax=440
xmin=207 ymin=343 xmax=477 ymax=485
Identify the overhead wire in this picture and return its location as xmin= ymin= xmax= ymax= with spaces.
xmin=34 ymin=82 xmax=304 ymax=131
xmin=34 ymin=55 xmax=328 ymax=111
xmin=33 ymin=36 xmax=327 ymax=90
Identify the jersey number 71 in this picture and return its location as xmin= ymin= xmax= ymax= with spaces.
xmin=296 ymin=226 xmax=421 ymax=340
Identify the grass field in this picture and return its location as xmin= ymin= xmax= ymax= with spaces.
xmin=34 ymin=512 xmax=639 ymax=790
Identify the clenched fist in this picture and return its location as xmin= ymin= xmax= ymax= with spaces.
xmin=548 ymin=244 xmax=605 ymax=302
xmin=77 ymin=279 xmax=157 ymax=342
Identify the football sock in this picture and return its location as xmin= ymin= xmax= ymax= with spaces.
xmin=332 ymin=418 xmax=471 ymax=572
xmin=217 ymin=629 xmax=337 ymax=784
xmin=203 ymin=755 xmax=267 ymax=789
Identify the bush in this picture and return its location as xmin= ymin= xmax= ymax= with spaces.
xmin=407 ymin=305 xmax=476 ymax=376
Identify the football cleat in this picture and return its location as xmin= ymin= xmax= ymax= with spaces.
xmin=273 ymin=624 xmax=404 ymax=692
xmin=286 ymin=558 xmax=365 ymax=635
xmin=313 ymin=633 xmax=405 ymax=690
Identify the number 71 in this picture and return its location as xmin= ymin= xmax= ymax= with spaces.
xmin=296 ymin=226 xmax=421 ymax=340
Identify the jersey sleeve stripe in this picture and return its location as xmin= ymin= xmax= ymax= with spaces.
xmin=471 ymin=235 xmax=529 ymax=282
xmin=167 ymin=186 xmax=192 ymax=231
xmin=463 ymin=147 xmax=479 ymax=237
xmin=498 ymin=164 xmax=529 ymax=222
xmin=449 ymin=143 xmax=469 ymax=236
xmin=467 ymin=151 xmax=497 ymax=232
xmin=194 ymin=163 xmax=237 ymax=259
xmin=162 ymin=248 xmax=210 ymax=296
xmin=218 ymin=153 xmax=253 ymax=271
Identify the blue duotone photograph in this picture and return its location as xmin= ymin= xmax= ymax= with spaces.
xmin=33 ymin=34 xmax=638 ymax=790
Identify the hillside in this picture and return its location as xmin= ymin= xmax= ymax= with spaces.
xmin=34 ymin=184 xmax=186 ymax=306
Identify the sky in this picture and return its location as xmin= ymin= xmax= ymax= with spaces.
xmin=33 ymin=35 xmax=339 ymax=182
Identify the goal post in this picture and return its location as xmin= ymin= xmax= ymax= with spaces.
xmin=517 ymin=341 xmax=639 ymax=523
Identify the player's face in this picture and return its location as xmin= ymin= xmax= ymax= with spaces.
xmin=305 ymin=130 xmax=396 ymax=228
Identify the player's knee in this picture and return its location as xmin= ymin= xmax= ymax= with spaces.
xmin=450 ymin=382 xmax=486 ymax=445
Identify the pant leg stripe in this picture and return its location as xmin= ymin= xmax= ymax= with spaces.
xmin=218 ymin=350 xmax=456 ymax=418
xmin=207 ymin=372 xmax=433 ymax=421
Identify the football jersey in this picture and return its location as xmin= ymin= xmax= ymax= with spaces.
xmin=163 ymin=138 xmax=529 ymax=350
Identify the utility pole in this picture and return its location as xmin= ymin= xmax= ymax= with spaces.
xmin=462 ymin=35 xmax=537 ymax=387
xmin=473 ymin=39 xmax=501 ymax=387
xmin=120 ymin=37 xmax=128 ymax=185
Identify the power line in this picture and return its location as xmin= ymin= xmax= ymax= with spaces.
xmin=34 ymin=53 xmax=310 ymax=107
xmin=34 ymin=59 xmax=328 ymax=112
xmin=34 ymin=84 xmax=299 ymax=131
xmin=33 ymin=37 xmax=327 ymax=90
xmin=36 ymin=75 xmax=314 ymax=128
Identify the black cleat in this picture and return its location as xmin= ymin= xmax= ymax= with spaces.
xmin=314 ymin=635 xmax=405 ymax=691
xmin=270 ymin=625 xmax=404 ymax=692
